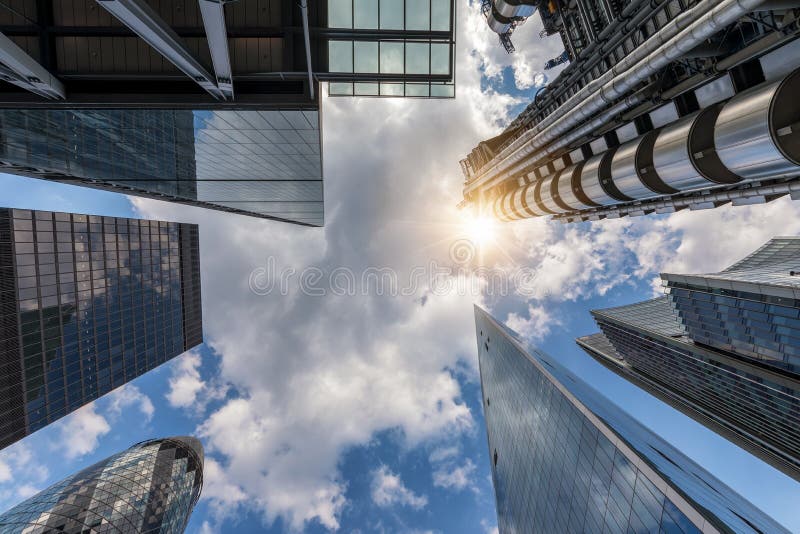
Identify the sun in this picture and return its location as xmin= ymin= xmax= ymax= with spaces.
xmin=463 ymin=214 xmax=497 ymax=246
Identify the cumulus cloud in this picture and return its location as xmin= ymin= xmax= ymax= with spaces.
xmin=428 ymin=446 xmax=459 ymax=464
xmin=0 ymin=443 xmax=42 ymax=486
xmin=167 ymin=351 xmax=205 ymax=408
xmin=505 ymin=304 xmax=557 ymax=342
xmin=128 ymin=7 xmax=519 ymax=522
xmin=56 ymin=405 xmax=111 ymax=460
xmin=432 ymin=459 xmax=477 ymax=491
xmin=165 ymin=350 xmax=227 ymax=415
xmin=106 ymin=384 xmax=154 ymax=423
xmin=371 ymin=465 xmax=428 ymax=510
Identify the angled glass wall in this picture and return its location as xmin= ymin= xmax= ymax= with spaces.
xmin=476 ymin=305 xmax=789 ymax=534
xmin=581 ymin=296 xmax=800 ymax=482
xmin=0 ymin=109 xmax=323 ymax=226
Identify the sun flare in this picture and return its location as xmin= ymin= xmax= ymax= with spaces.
xmin=463 ymin=214 xmax=497 ymax=246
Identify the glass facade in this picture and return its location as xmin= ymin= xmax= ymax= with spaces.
xmin=0 ymin=436 xmax=203 ymax=534
xmin=0 ymin=208 xmax=202 ymax=450
xmin=326 ymin=0 xmax=456 ymax=97
xmin=475 ymin=305 xmax=789 ymax=534
xmin=0 ymin=109 xmax=323 ymax=227
xmin=663 ymin=237 xmax=800 ymax=372
xmin=582 ymin=297 xmax=800 ymax=482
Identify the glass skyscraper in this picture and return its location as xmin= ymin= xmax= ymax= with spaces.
xmin=0 ymin=208 xmax=202 ymax=451
xmin=0 ymin=109 xmax=324 ymax=226
xmin=578 ymin=238 xmax=800 ymax=482
xmin=0 ymin=436 xmax=203 ymax=533
xmin=476 ymin=305 xmax=789 ymax=534
xmin=663 ymin=237 xmax=800 ymax=373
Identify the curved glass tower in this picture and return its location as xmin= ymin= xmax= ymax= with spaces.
xmin=0 ymin=436 xmax=203 ymax=534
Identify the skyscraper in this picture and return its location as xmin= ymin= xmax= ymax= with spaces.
xmin=475 ymin=305 xmax=789 ymax=534
xmin=579 ymin=237 xmax=800 ymax=481
xmin=0 ymin=108 xmax=325 ymax=226
xmin=0 ymin=208 xmax=202 ymax=451
xmin=0 ymin=0 xmax=456 ymax=226
xmin=0 ymin=436 xmax=204 ymax=533
xmin=461 ymin=2 xmax=800 ymax=222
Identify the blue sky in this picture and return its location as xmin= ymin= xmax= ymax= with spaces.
xmin=1 ymin=3 xmax=800 ymax=533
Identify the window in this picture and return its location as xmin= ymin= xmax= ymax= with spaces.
xmin=406 ymin=0 xmax=430 ymax=30
xmin=354 ymin=41 xmax=379 ymax=73
xmin=329 ymin=41 xmax=353 ymax=72
xmin=380 ymin=0 xmax=403 ymax=29
xmin=405 ymin=43 xmax=429 ymax=74
xmin=380 ymin=42 xmax=404 ymax=73
xmin=354 ymin=0 xmax=379 ymax=28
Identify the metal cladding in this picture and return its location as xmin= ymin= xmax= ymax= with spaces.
xmin=489 ymin=67 xmax=800 ymax=221
xmin=716 ymin=67 xmax=800 ymax=179
xmin=485 ymin=0 xmax=538 ymax=35
xmin=487 ymin=7 xmax=514 ymax=34
xmin=493 ymin=0 xmax=537 ymax=20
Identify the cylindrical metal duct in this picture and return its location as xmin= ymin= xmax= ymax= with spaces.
xmin=715 ymin=67 xmax=800 ymax=179
xmin=493 ymin=0 xmax=537 ymax=19
xmin=487 ymin=66 xmax=800 ymax=222
xmin=537 ymin=172 xmax=565 ymax=213
xmin=555 ymin=163 xmax=588 ymax=210
xmin=652 ymin=106 xmax=741 ymax=190
xmin=579 ymin=150 xmax=625 ymax=206
xmin=468 ymin=0 xmax=768 ymax=193
xmin=610 ymin=136 xmax=658 ymax=199
xmin=487 ymin=7 xmax=514 ymax=34
xmin=610 ymin=130 xmax=677 ymax=199
xmin=652 ymin=112 xmax=710 ymax=191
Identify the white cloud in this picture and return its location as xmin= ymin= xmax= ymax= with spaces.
xmin=166 ymin=350 xmax=208 ymax=410
xmin=0 ymin=443 xmax=38 ymax=485
xmin=0 ymin=462 xmax=10 ymax=484
xmin=56 ymin=404 xmax=111 ymax=460
xmin=428 ymin=446 xmax=459 ymax=463
xmin=464 ymin=1 xmax=566 ymax=91
xmin=505 ymin=304 xmax=557 ymax=342
xmin=432 ymin=459 xmax=477 ymax=491
xmin=106 ymin=384 xmax=154 ymax=423
xmin=371 ymin=465 xmax=428 ymax=510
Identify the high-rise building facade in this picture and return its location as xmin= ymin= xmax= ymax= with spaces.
xmin=475 ymin=305 xmax=789 ymax=534
xmin=664 ymin=236 xmax=800 ymax=372
xmin=0 ymin=436 xmax=204 ymax=534
xmin=462 ymin=2 xmax=800 ymax=222
xmin=0 ymin=208 xmax=202 ymax=451
xmin=0 ymin=108 xmax=325 ymax=226
xmin=0 ymin=0 xmax=456 ymax=226
xmin=579 ymin=237 xmax=800 ymax=482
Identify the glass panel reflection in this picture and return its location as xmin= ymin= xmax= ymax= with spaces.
xmin=0 ymin=110 xmax=324 ymax=226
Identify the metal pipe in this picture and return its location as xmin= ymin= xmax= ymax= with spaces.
xmin=491 ymin=68 xmax=800 ymax=221
xmin=0 ymin=32 xmax=64 ymax=99
xmin=470 ymin=0 xmax=708 ymax=187
xmin=96 ymin=0 xmax=225 ymax=100
xmin=299 ymin=0 xmax=314 ymax=100
xmin=467 ymin=0 xmax=769 ymax=194
xmin=198 ymin=0 xmax=234 ymax=100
